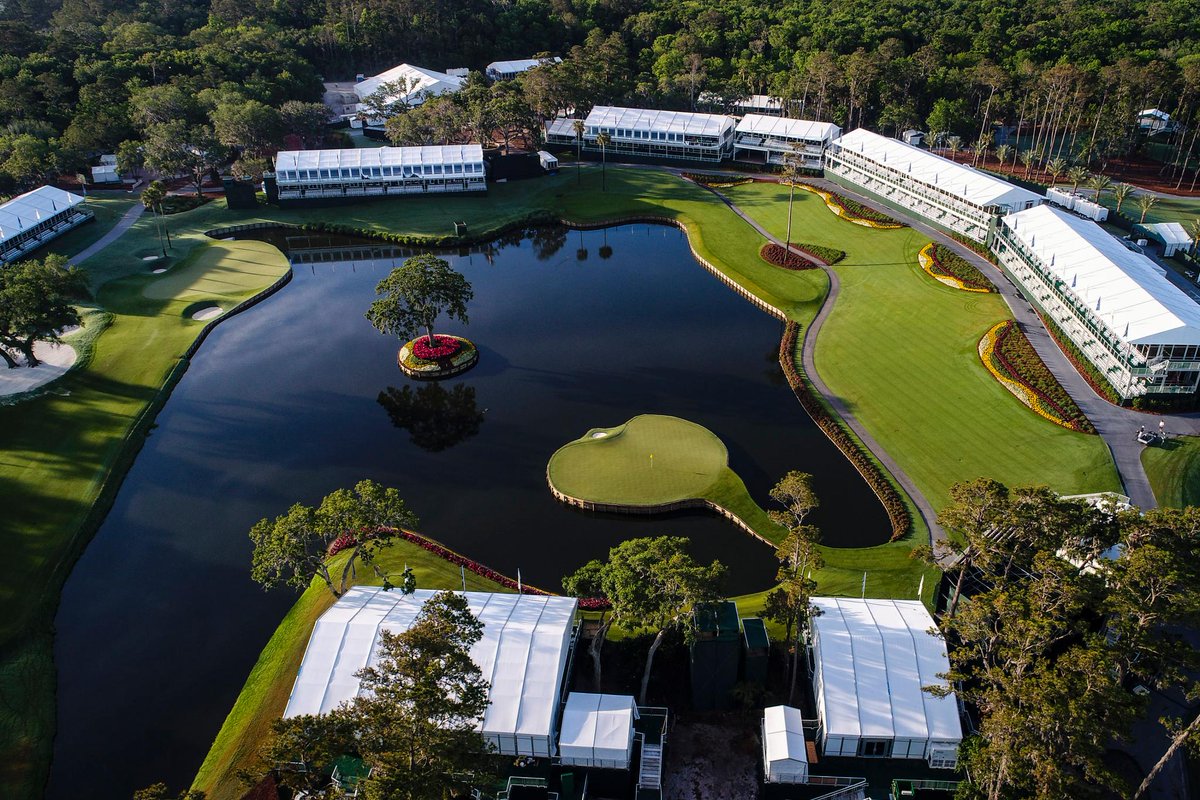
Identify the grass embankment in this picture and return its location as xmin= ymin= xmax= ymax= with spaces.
xmin=724 ymin=181 xmax=1120 ymax=512
xmin=0 ymin=232 xmax=288 ymax=796
xmin=1142 ymin=436 xmax=1200 ymax=507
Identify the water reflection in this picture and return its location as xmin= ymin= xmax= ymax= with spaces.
xmin=377 ymin=382 xmax=485 ymax=452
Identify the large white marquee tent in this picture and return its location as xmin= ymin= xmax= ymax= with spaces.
xmin=285 ymin=588 xmax=578 ymax=757
xmin=761 ymin=704 xmax=809 ymax=783
xmin=558 ymin=693 xmax=638 ymax=769
xmin=354 ymin=63 xmax=464 ymax=112
xmin=809 ymin=597 xmax=961 ymax=768
xmin=0 ymin=186 xmax=90 ymax=265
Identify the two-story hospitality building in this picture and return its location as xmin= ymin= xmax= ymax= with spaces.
xmin=0 ymin=186 xmax=91 ymax=265
xmin=545 ymin=106 xmax=737 ymax=162
xmin=732 ymin=114 xmax=841 ymax=169
xmin=271 ymin=145 xmax=486 ymax=203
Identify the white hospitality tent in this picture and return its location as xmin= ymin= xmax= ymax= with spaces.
xmin=1140 ymin=222 xmax=1194 ymax=258
xmin=584 ymin=106 xmax=736 ymax=139
xmin=486 ymin=57 xmax=560 ymax=80
xmin=762 ymin=705 xmax=809 ymax=783
xmin=558 ymin=693 xmax=639 ymax=769
xmin=735 ymin=114 xmax=841 ymax=144
xmin=0 ymin=186 xmax=87 ymax=259
xmin=1004 ymin=205 xmax=1200 ymax=347
xmin=831 ymin=127 xmax=1043 ymax=214
xmin=810 ymin=597 xmax=961 ymax=768
xmin=285 ymin=588 xmax=578 ymax=757
xmin=354 ymin=63 xmax=464 ymax=109
xmin=274 ymin=144 xmax=486 ymax=179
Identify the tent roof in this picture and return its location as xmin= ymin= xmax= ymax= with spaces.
xmin=1143 ymin=222 xmax=1193 ymax=247
xmin=354 ymin=63 xmax=463 ymax=104
xmin=831 ymin=128 xmax=1042 ymax=211
xmin=811 ymin=597 xmax=961 ymax=744
xmin=736 ymin=114 xmax=840 ymax=141
xmin=284 ymin=588 xmax=578 ymax=743
xmin=1004 ymin=205 xmax=1200 ymax=346
xmin=487 ymin=58 xmax=559 ymax=74
xmin=0 ymin=186 xmax=86 ymax=244
xmin=1140 ymin=108 xmax=1170 ymax=120
xmin=763 ymin=705 xmax=808 ymax=765
xmin=585 ymin=106 xmax=736 ymax=138
xmin=275 ymin=145 xmax=484 ymax=172
xmin=558 ymin=693 xmax=637 ymax=755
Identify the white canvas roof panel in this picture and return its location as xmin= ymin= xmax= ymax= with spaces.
xmin=559 ymin=693 xmax=637 ymax=762
xmin=275 ymin=145 xmax=484 ymax=173
xmin=586 ymin=106 xmax=735 ymax=138
xmin=1144 ymin=222 xmax=1192 ymax=247
xmin=284 ymin=588 xmax=578 ymax=747
xmin=832 ymin=128 xmax=1042 ymax=211
xmin=736 ymin=114 xmax=840 ymax=142
xmin=354 ymin=63 xmax=463 ymax=104
xmin=487 ymin=58 xmax=559 ymax=75
xmin=1004 ymin=205 xmax=1200 ymax=346
xmin=0 ymin=186 xmax=86 ymax=244
xmin=811 ymin=597 xmax=961 ymax=744
xmin=763 ymin=705 xmax=808 ymax=766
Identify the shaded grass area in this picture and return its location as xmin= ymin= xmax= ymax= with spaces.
xmin=724 ymin=181 xmax=1120 ymax=513
xmin=1142 ymin=436 xmax=1200 ymax=507
xmin=192 ymin=543 xmax=509 ymax=800
xmin=26 ymin=192 xmax=140 ymax=264
xmin=0 ymin=239 xmax=288 ymax=798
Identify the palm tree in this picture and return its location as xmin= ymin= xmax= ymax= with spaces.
xmin=972 ymin=138 xmax=989 ymax=167
xmin=595 ymin=132 xmax=611 ymax=191
xmin=1086 ymin=174 xmax=1112 ymax=200
xmin=995 ymin=144 xmax=1013 ymax=172
xmin=946 ymin=135 xmax=963 ymax=161
xmin=572 ymin=119 xmax=586 ymax=186
xmin=1066 ymin=165 xmax=1090 ymax=194
xmin=1020 ymin=149 xmax=1037 ymax=179
xmin=1136 ymin=193 xmax=1158 ymax=224
xmin=1046 ymin=157 xmax=1067 ymax=186
xmin=1112 ymin=183 xmax=1135 ymax=216
xmin=141 ymin=180 xmax=168 ymax=257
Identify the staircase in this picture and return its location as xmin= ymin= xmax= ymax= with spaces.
xmin=638 ymin=740 xmax=663 ymax=789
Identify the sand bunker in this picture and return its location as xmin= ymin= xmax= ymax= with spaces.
xmin=0 ymin=341 xmax=78 ymax=397
xmin=142 ymin=255 xmax=160 ymax=261
xmin=191 ymin=306 xmax=223 ymax=321
xmin=151 ymin=268 xmax=167 ymax=274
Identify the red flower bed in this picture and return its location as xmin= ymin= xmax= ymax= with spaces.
xmin=928 ymin=244 xmax=996 ymax=292
xmin=328 ymin=527 xmax=613 ymax=609
xmin=411 ymin=335 xmax=462 ymax=360
xmin=760 ymin=242 xmax=818 ymax=270
xmin=991 ymin=321 xmax=1095 ymax=433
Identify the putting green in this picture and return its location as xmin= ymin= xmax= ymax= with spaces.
xmin=548 ymin=414 xmax=728 ymax=506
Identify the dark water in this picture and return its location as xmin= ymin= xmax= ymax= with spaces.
xmin=48 ymin=224 xmax=887 ymax=798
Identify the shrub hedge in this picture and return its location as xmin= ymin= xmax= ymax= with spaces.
xmin=777 ymin=322 xmax=911 ymax=541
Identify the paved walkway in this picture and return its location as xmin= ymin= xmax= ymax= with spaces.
xmin=698 ymin=181 xmax=949 ymax=549
xmin=68 ymin=202 xmax=144 ymax=266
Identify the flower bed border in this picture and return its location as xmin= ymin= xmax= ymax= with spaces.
xmin=978 ymin=320 xmax=1095 ymax=433
xmin=918 ymin=242 xmax=995 ymax=292
xmin=680 ymin=171 xmax=753 ymax=189
xmin=398 ymin=335 xmax=478 ymax=379
xmin=778 ymin=321 xmax=911 ymax=540
xmin=789 ymin=182 xmax=906 ymax=229
xmin=760 ymin=242 xmax=819 ymax=270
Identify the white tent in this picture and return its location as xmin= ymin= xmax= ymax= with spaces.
xmin=558 ymin=693 xmax=638 ymax=769
xmin=486 ymin=57 xmax=560 ymax=81
xmin=810 ymin=597 xmax=961 ymax=768
xmin=762 ymin=705 xmax=809 ymax=783
xmin=91 ymin=165 xmax=119 ymax=183
xmin=1142 ymin=222 xmax=1193 ymax=257
xmin=284 ymin=588 xmax=578 ymax=758
xmin=353 ymin=63 xmax=464 ymax=111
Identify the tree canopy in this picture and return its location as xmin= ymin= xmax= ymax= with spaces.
xmin=365 ymin=255 xmax=473 ymax=347
xmin=0 ymin=254 xmax=88 ymax=369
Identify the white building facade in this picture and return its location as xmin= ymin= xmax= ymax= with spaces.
xmin=545 ymin=106 xmax=737 ymax=162
xmin=993 ymin=205 xmax=1200 ymax=399
xmin=825 ymin=128 xmax=1043 ymax=242
xmin=809 ymin=597 xmax=962 ymax=769
xmin=762 ymin=705 xmax=809 ymax=783
xmin=0 ymin=186 xmax=91 ymax=265
xmin=272 ymin=145 xmax=486 ymax=202
xmin=733 ymin=114 xmax=841 ymax=169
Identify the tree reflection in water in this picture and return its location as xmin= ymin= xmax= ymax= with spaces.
xmin=377 ymin=382 xmax=485 ymax=452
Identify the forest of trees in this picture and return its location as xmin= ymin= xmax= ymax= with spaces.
xmin=1 ymin=0 xmax=1199 ymax=194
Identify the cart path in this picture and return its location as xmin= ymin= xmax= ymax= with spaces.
xmin=69 ymin=202 xmax=144 ymax=267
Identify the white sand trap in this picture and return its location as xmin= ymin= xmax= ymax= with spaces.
xmin=142 ymin=255 xmax=161 ymax=261
xmin=0 ymin=341 xmax=77 ymax=397
xmin=151 ymin=267 xmax=167 ymax=274
xmin=591 ymin=431 xmax=609 ymax=439
xmin=191 ymin=306 xmax=223 ymax=321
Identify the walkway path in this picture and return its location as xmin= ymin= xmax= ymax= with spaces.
xmin=698 ymin=181 xmax=949 ymax=549
xmin=68 ymin=202 xmax=144 ymax=267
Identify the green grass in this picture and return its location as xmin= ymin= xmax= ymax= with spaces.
xmin=1142 ymin=436 xmax=1200 ymax=507
xmin=27 ymin=191 xmax=140 ymax=264
xmin=724 ymin=181 xmax=1120 ymax=512
xmin=1100 ymin=193 xmax=1200 ymax=226
xmin=192 ymin=543 xmax=510 ymax=800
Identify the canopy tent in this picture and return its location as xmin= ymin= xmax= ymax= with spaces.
xmin=762 ymin=705 xmax=809 ymax=783
xmin=558 ymin=693 xmax=638 ymax=769
xmin=1138 ymin=222 xmax=1194 ymax=257
xmin=735 ymin=114 xmax=841 ymax=144
xmin=830 ymin=128 xmax=1042 ymax=213
xmin=274 ymin=144 xmax=485 ymax=178
xmin=353 ymin=63 xmax=463 ymax=110
xmin=284 ymin=588 xmax=578 ymax=757
xmin=0 ymin=186 xmax=86 ymax=247
xmin=486 ymin=57 xmax=559 ymax=80
xmin=1004 ymin=205 xmax=1200 ymax=346
xmin=583 ymin=106 xmax=735 ymax=139
xmin=810 ymin=597 xmax=961 ymax=766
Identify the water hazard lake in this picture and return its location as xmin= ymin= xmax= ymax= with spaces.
xmin=48 ymin=223 xmax=888 ymax=797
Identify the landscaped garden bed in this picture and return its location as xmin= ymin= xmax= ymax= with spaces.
xmin=680 ymin=171 xmax=753 ymax=189
xmin=398 ymin=334 xmax=478 ymax=379
xmin=760 ymin=242 xmax=817 ymax=270
xmin=1034 ymin=312 xmax=1124 ymax=405
xmin=918 ymin=242 xmax=996 ymax=292
xmin=791 ymin=182 xmax=905 ymax=229
xmin=778 ymin=322 xmax=911 ymax=540
xmin=978 ymin=320 xmax=1095 ymax=433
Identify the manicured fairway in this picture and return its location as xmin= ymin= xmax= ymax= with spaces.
xmin=548 ymin=415 xmax=729 ymax=506
xmin=725 ymin=181 xmax=1121 ymax=512
xmin=1142 ymin=436 xmax=1200 ymax=507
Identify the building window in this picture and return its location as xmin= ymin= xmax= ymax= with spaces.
xmin=859 ymin=739 xmax=891 ymax=757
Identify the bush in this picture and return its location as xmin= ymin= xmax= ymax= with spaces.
xmin=927 ymin=243 xmax=995 ymax=291
xmin=796 ymin=243 xmax=846 ymax=265
xmin=760 ymin=242 xmax=818 ymax=270
xmin=680 ymin=171 xmax=752 ymax=188
xmin=988 ymin=321 xmax=1096 ymax=433
xmin=777 ymin=322 xmax=911 ymax=540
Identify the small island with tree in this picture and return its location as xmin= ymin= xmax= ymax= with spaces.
xmin=365 ymin=254 xmax=477 ymax=379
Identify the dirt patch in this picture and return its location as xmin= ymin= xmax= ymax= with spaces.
xmin=664 ymin=716 xmax=760 ymax=800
